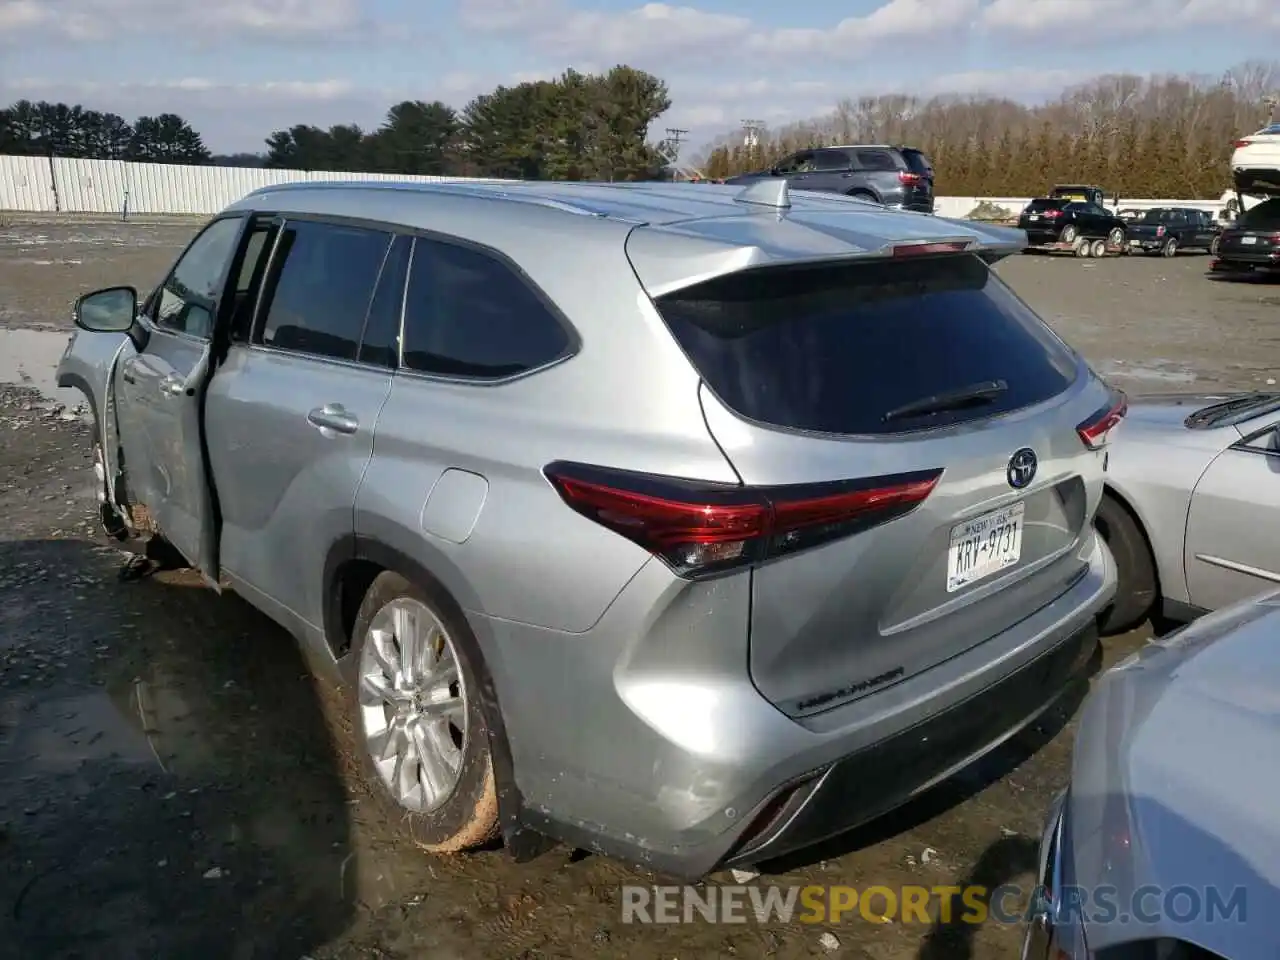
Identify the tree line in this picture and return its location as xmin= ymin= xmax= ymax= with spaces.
xmin=701 ymin=60 xmax=1279 ymax=199
xmin=0 ymin=65 xmax=674 ymax=182
xmin=3 ymin=60 xmax=1276 ymax=198
xmin=0 ymin=102 xmax=211 ymax=163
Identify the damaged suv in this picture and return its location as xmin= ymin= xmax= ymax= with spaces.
xmin=56 ymin=178 xmax=1119 ymax=877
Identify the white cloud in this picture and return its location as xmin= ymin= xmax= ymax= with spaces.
xmin=459 ymin=0 xmax=981 ymax=64
xmin=980 ymin=0 xmax=1279 ymax=36
xmin=0 ymin=0 xmax=370 ymax=43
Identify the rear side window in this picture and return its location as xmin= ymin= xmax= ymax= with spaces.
xmin=654 ymin=254 xmax=1079 ymax=436
xmin=855 ymin=149 xmax=900 ymax=171
xmin=1241 ymin=198 xmax=1280 ymax=228
xmin=256 ymin=220 xmax=392 ymax=362
xmin=401 ymin=238 xmax=571 ymax=380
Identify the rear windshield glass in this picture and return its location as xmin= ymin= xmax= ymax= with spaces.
xmin=1026 ymin=199 xmax=1065 ymax=212
xmin=900 ymin=148 xmax=932 ymax=176
xmin=1241 ymin=198 xmax=1280 ymax=228
xmin=655 ymin=254 xmax=1080 ymax=436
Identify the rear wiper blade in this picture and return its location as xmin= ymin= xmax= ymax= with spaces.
xmin=883 ymin=380 xmax=1008 ymax=423
xmin=1185 ymin=393 xmax=1280 ymax=428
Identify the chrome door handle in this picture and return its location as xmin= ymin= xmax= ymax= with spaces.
xmin=307 ymin=404 xmax=359 ymax=435
xmin=160 ymin=375 xmax=185 ymax=396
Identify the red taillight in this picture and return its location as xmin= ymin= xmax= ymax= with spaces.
xmin=1076 ymin=391 xmax=1128 ymax=450
xmin=1043 ymin=209 xmax=1063 ymax=218
xmin=544 ymin=462 xmax=943 ymax=578
xmin=1156 ymin=225 xmax=1166 ymax=237
xmin=1234 ymin=139 xmax=1253 ymax=148
xmin=898 ymin=171 xmax=921 ymax=185
xmin=892 ymin=241 xmax=971 ymax=258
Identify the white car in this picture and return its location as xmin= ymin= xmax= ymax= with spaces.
xmin=1232 ymin=121 xmax=1280 ymax=195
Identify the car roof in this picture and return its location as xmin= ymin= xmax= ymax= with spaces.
xmin=229 ymin=179 xmax=1024 ymax=296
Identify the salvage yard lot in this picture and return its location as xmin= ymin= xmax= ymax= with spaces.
xmin=0 ymin=216 xmax=1276 ymax=960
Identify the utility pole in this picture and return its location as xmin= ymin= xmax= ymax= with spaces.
xmin=740 ymin=119 xmax=764 ymax=149
xmin=658 ymin=128 xmax=688 ymax=180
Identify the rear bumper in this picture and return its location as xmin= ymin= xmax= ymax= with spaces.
xmin=1212 ymin=254 xmax=1280 ymax=272
xmin=723 ymin=621 xmax=1096 ymax=869
xmin=495 ymin=531 xmax=1115 ymax=879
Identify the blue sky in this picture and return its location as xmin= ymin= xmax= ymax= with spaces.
xmin=1 ymin=0 xmax=1277 ymax=156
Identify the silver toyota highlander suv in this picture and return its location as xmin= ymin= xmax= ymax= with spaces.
xmin=56 ymin=177 xmax=1120 ymax=878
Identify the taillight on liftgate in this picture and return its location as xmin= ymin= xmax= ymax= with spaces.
xmin=543 ymin=462 xmax=944 ymax=578
xmin=1076 ymin=391 xmax=1128 ymax=450
xmin=1043 ymin=209 xmax=1063 ymax=219
xmin=898 ymin=171 xmax=921 ymax=186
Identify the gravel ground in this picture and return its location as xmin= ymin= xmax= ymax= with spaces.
xmin=1 ymin=216 xmax=1275 ymax=960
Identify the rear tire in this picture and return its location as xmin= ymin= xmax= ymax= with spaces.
xmin=1094 ymin=494 xmax=1158 ymax=636
xmin=1210 ymin=235 xmax=1220 ymax=256
xmin=1090 ymin=239 xmax=1107 ymax=258
xmin=1107 ymin=227 xmax=1125 ymax=248
xmin=1161 ymin=237 xmax=1178 ymax=258
xmin=344 ymin=571 xmax=500 ymax=854
xmin=1060 ymin=224 xmax=1079 ymax=244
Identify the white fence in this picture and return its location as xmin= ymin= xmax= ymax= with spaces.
xmin=0 ymin=154 xmax=1234 ymax=218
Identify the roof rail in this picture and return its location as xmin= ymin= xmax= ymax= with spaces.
xmin=242 ymin=178 xmax=634 ymax=221
xmin=734 ymin=179 xmax=790 ymax=210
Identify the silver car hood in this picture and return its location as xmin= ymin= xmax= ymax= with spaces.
xmin=1068 ymin=594 xmax=1280 ymax=955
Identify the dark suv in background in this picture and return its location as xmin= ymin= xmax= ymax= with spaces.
xmin=723 ymin=145 xmax=935 ymax=213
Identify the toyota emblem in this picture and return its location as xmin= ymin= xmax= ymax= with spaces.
xmin=1007 ymin=448 xmax=1038 ymax=489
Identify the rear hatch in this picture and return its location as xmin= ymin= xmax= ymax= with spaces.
xmin=898 ymin=147 xmax=935 ymax=209
xmin=1019 ymin=199 xmax=1066 ymax=235
xmin=1219 ymin=198 xmax=1280 ymax=258
xmin=651 ymin=252 xmax=1116 ymax=717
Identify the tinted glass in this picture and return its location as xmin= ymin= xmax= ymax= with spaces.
xmin=1240 ymin=198 xmax=1280 ymax=228
xmin=654 ymin=254 xmax=1079 ymax=436
xmin=228 ymin=219 xmax=279 ymax=341
xmin=774 ymin=152 xmax=811 ymax=174
xmin=153 ymin=216 xmax=242 ymax=339
xmin=359 ymin=234 xmax=411 ymax=368
xmin=1026 ymin=199 xmax=1064 ymax=212
xmin=855 ymin=149 xmax=899 ymax=171
xmin=900 ymin=148 xmax=933 ymax=177
xmin=812 ymin=149 xmax=851 ymax=171
xmin=257 ymin=220 xmax=391 ymax=361
xmin=401 ymin=238 xmax=570 ymax=379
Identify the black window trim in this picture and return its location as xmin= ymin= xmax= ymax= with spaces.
xmin=144 ymin=212 xmax=249 ymax=346
xmin=392 ymin=228 xmax=582 ymax=388
xmin=245 ymin=212 xmax=401 ymax=373
xmin=1230 ymin=418 xmax=1280 ymax=457
xmin=233 ymin=211 xmax=581 ymax=384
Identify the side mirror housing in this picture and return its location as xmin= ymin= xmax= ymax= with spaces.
xmin=74 ymin=285 xmax=148 ymax=350
xmin=75 ymin=286 xmax=137 ymax=333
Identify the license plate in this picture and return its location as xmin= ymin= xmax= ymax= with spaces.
xmin=947 ymin=502 xmax=1025 ymax=592
xmin=1242 ymin=236 xmax=1257 ymax=244
xmin=1028 ymin=215 xmax=1040 ymax=220
xmin=1129 ymin=239 xmax=1142 ymax=246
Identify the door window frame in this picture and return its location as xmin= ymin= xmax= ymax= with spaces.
xmin=245 ymin=213 xmax=402 ymax=372
xmin=1231 ymin=419 xmax=1280 ymax=458
xmin=143 ymin=213 xmax=248 ymax=346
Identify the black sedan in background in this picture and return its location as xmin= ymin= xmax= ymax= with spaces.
xmin=1212 ymin=197 xmax=1280 ymax=275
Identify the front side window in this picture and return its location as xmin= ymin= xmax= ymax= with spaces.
xmin=152 ymin=216 xmax=243 ymax=339
xmin=255 ymin=219 xmax=392 ymax=362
